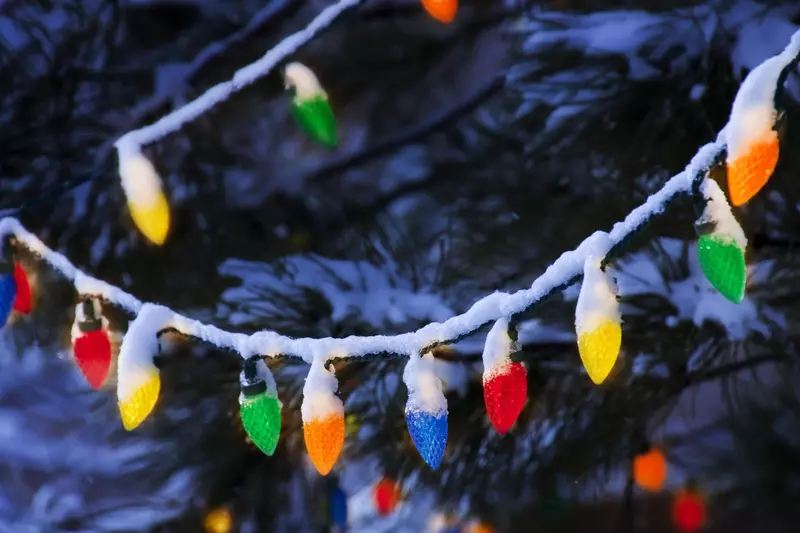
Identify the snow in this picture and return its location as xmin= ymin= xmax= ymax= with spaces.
xmin=575 ymin=252 xmax=620 ymax=335
xmin=403 ymin=353 xmax=447 ymax=416
xmin=116 ymin=305 xmax=173 ymax=403
xmin=697 ymin=179 xmax=747 ymax=248
xmin=114 ymin=0 xmax=364 ymax=152
xmin=117 ymin=150 xmax=164 ymax=207
xmin=481 ymin=318 xmax=516 ymax=376
xmin=69 ymin=300 xmax=110 ymax=345
xmin=284 ymin=62 xmax=325 ymax=101
xmin=724 ymin=28 xmax=800 ymax=161
xmin=301 ymin=357 xmax=343 ymax=421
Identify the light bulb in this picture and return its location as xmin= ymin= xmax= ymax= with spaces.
xmin=239 ymin=358 xmax=282 ymax=456
xmin=284 ymin=63 xmax=338 ymax=148
xmin=673 ymin=488 xmax=706 ymax=533
xmin=118 ymin=150 xmax=170 ymax=245
xmin=374 ymin=477 xmax=402 ymax=516
xmin=12 ymin=262 xmax=31 ymax=315
xmin=72 ymin=298 xmax=112 ymax=389
xmin=404 ymin=353 xmax=448 ymax=469
xmin=633 ymin=447 xmax=667 ymax=492
xmin=302 ymin=358 xmax=345 ymax=475
xmin=695 ymin=179 xmax=747 ymax=303
xmin=116 ymin=304 xmax=170 ymax=430
xmin=421 ymin=0 xmax=457 ymax=23
xmin=482 ymin=318 xmax=527 ymax=434
xmin=575 ymin=258 xmax=622 ymax=385
xmin=0 ymin=257 xmax=15 ymax=327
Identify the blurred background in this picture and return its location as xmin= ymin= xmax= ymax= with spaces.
xmin=1 ymin=0 xmax=800 ymax=531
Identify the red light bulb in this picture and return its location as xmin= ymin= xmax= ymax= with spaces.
xmin=12 ymin=262 xmax=31 ymax=314
xmin=673 ymin=489 xmax=706 ymax=533
xmin=374 ymin=477 xmax=401 ymax=516
xmin=73 ymin=299 xmax=112 ymax=389
xmin=483 ymin=362 xmax=527 ymax=434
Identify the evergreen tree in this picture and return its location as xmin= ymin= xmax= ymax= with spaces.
xmin=0 ymin=0 xmax=799 ymax=531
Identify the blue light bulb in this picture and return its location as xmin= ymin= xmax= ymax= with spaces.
xmin=0 ymin=272 xmax=16 ymax=326
xmin=406 ymin=408 xmax=447 ymax=470
xmin=330 ymin=484 xmax=347 ymax=528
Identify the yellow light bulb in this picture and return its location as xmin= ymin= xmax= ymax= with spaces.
xmin=577 ymin=319 xmax=621 ymax=385
xmin=119 ymin=370 xmax=160 ymax=430
xmin=128 ymin=189 xmax=170 ymax=246
xmin=204 ymin=507 xmax=233 ymax=533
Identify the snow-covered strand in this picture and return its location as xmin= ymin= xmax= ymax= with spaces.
xmin=113 ymin=0 xmax=363 ymax=153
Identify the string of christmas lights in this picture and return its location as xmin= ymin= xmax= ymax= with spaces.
xmin=0 ymin=25 xmax=797 ymax=477
xmin=112 ymin=0 xmax=459 ymax=244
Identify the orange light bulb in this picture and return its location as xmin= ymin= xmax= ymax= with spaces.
xmin=421 ymin=0 xmax=457 ymax=23
xmin=633 ymin=447 xmax=667 ymax=492
xmin=727 ymin=130 xmax=779 ymax=206
xmin=304 ymin=413 xmax=345 ymax=475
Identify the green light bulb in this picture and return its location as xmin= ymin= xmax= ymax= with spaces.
xmin=291 ymin=95 xmax=338 ymax=148
xmin=240 ymin=390 xmax=282 ymax=456
xmin=697 ymin=234 xmax=746 ymax=304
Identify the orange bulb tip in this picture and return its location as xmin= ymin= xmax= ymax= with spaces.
xmin=304 ymin=414 xmax=345 ymax=475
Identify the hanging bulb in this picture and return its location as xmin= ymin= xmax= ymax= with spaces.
xmin=12 ymin=262 xmax=31 ymax=315
xmin=673 ymin=487 xmax=707 ymax=533
xmin=284 ymin=63 xmax=338 ymax=148
xmin=0 ymin=245 xmax=16 ymax=327
xmin=422 ymin=0 xmax=458 ymax=23
xmin=239 ymin=356 xmax=282 ymax=456
xmin=482 ymin=318 xmax=527 ymax=434
xmin=695 ymin=179 xmax=747 ymax=303
xmin=575 ymin=256 xmax=622 ymax=385
xmin=302 ymin=357 xmax=345 ymax=475
xmin=374 ymin=477 xmax=402 ymax=516
xmin=116 ymin=304 xmax=170 ymax=430
xmin=724 ymin=42 xmax=792 ymax=206
xmin=118 ymin=149 xmax=170 ymax=245
xmin=204 ymin=507 xmax=233 ymax=533
xmin=633 ymin=445 xmax=667 ymax=492
xmin=329 ymin=477 xmax=348 ymax=529
xmin=404 ymin=352 xmax=448 ymax=469
xmin=71 ymin=298 xmax=113 ymax=389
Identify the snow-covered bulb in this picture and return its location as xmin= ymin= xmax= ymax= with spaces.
xmin=116 ymin=304 xmax=173 ymax=430
xmin=482 ymin=318 xmax=527 ymax=434
xmin=71 ymin=298 xmax=113 ymax=390
xmin=724 ymin=32 xmax=800 ymax=206
xmin=575 ymin=256 xmax=622 ymax=385
xmin=239 ymin=357 xmax=282 ymax=456
xmin=284 ymin=62 xmax=338 ymax=148
xmin=404 ymin=352 xmax=448 ymax=469
xmin=302 ymin=357 xmax=345 ymax=475
xmin=695 ymin=179 xmax=747 ymax=303
xmin=117 ymin=148 xmax=170 ymax=245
